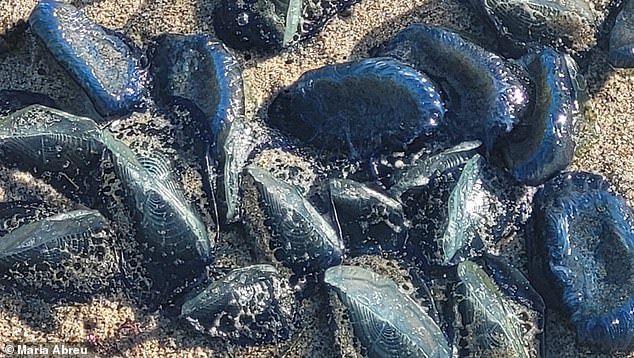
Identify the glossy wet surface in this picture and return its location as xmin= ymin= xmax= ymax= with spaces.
xmin=1 ymin=0 xmax=634 ymax=357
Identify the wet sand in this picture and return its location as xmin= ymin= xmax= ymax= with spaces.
xmin=1 ymin=0 xmax=634 ymax=357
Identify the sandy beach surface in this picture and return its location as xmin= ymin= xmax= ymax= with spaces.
xmin=0 ymin=0 xmax=633 ymax=357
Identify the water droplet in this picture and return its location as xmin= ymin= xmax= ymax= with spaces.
xmin=236 ymin=13 xmax=249 ymax=26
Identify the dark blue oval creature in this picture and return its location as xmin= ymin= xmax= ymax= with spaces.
xmin=530 ymin=171 xmax=634 ymax=351
xmin=324 ymin=265 xmax=451 ymax=358
xmin=150 ymin=33 xmax=251 ymax=223
xmin=0 ymin=209 xmax=122 ymax=301
xmin=497 ymin=48 xmax=585 ymax=186
xmin=479 ymin=255 xmax=545 ymax=326
xmin=180 ymin=264 xmax=297 ymax=345
xmin=0 ymin=105 xmax=106 ymax=177
xmin=389 ymin=140 xmax=482 ymax=197
xmin=469 ymin=0 xmax=597 ymax=52
xmin=150 ymin=34 xmax=243 ymax=142
xmin=376 ymin=24 xmax=532 ymax=153
xmin=213 ymin=0 xmax=360 ymax=53
xmin=0 ymin=209 xmax=110 ymax=266
xmin=28 ymin=0 xmax=146 ymax=118
xmin=403 ymin=154 xmax=490 ymax=266
xmin=268 ymin=57 xmax=445 ymax=160
xmin=400 ymin=152 xmax=525 ymax=266
xmin=245 ymin=165 xmax=344 ymax=275
xmin=0 ymin=106 xmax=212 ymax=304
xmin=452 ymin=258 xmax=544 ymax=358
xmin=609 ymin=0 xmax=634 ymax=67
xmin=329 ymin=178 xmax=409 ymax=257
xmin=100 ymin=131 xmax=213 ymax=299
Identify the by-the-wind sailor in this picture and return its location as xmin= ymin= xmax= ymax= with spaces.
xmin=0 ymin=105 xmax=106 ymax=177
xmin=324 ymin=265 xmax=451 ymax=358
xmin=530 ymin=171 xmax=634 ymax=351
xmin=427 ymin=155 xmax=488 ymax=265
xmin=213 ymin=0 xmax=360 ymax=52
xmin=389 ymin=140 xmax=482 ymax=197
xmin=100 ymin=132 xmax=212 ymax=294
xmin=329 ymin=178 xmax=409 ymax=257
xmin=28 ymin=1 xmax=145 ymax=118
xmin=215 ymin=114 xmax=253 ymax=223
xmin=470 ymin=0 xmax=597 ymax=52
xmin=150 ymin=34 xmax=243 ymax=141
xmin=180 ymin=264 xmax=297 ymax=344
xmin=0 ymin=209 xmax=121 ymax=301
xmin=496 ymin=48 xmax=584 ymax=186
xmin=377 ymin=24 xmax=532 ymax=152
xmin=150 ymin=33 xmax=250 ymax=223
xmin=268 ymin=57 xmax=445 ymax=160
xmin=0 ymin=200 xmax=56 ymax=237
xmin=452 ymin=259 xmax=543 ymax=358
xmin=401 ymin=153 xmax=525 ymax=266
xmin=245 ymin=165 xmax=343 ymax=275
xmin=609 ymin=0 xmax=634 ymax=67
xmin=0 ymin=209 xmax=109 ymax=266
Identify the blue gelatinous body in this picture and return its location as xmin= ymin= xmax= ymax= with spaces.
xmin=150 ymin=34 xmax=243 ymax=141
xmin=377 ymin=24 xmax=532 ymax=152
xmin=470 ymin=0 xmax=596 ymax=51
xmin=150 ymin=33 xmax=250 ymax=223
xmin=609 ymin=0 xmax=634 ymax=67
xmin=530 ymin=171 xmax=634 ymax=350
xmin=29 ymin=1 xmax=145 ymax=117
xmin=0 ymin=209 xmax=122 ymax=301
xmin=246 ymin=165 xmax=344 ymax=275
xmin=0 ymin=105 xmax=106 ymax=177
xmin=0 ymin=209 xmax=111 ymax=266
xmin=268 ymin=57 xmax=445 ymax=160
xmin=400 ymin=153 xmax=525 ymax=266
xmin=213 ymin=0 xmax=286 ymax=52
xmin=213 ymin=0 xmax=360 ymax=52
xmin=101 ymin=132 xmax=213 ymax=297
xmin=498 ymin=48 xmax=584 ymax=185
xmin=452 ymin=258 xmax=544 ymax=357
xmin=390 ymin=140 xmax=482 ymax=197
xmin=481 ymin=254 xmax=545 ymax=321
xmin=325 ymin=265 xmax=451 ymax=358
xmin=329 ymin=178 xmax=409 ymax=257
xmin=180 ymin=264 xmax=297 ymax=344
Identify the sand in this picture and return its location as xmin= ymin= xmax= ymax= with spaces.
xmin=0 ymin=0 xmax=633 ymax=357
